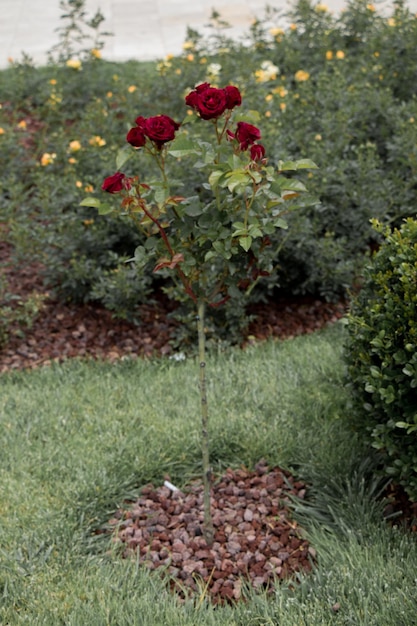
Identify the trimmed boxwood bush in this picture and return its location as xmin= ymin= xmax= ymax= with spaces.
xmin=345 ymin=218 xmax=417 ymax=500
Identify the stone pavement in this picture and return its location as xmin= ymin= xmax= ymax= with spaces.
xmin=1 ymin=0 xmax=416 ymax=68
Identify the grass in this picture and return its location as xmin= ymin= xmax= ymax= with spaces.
xmin=1 ymin=323 xmax=417 ymax=625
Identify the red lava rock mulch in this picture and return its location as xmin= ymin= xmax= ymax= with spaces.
xmin=106 ymin=460 xmax=314 ymax=604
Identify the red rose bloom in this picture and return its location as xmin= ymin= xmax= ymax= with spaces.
xmin=224 ymin=85 xmax=242 ymax=109
xmin=126 ymin=126 xmax=146 ymax=147
xmin=235 ymin=122 xmax=261 ymax=150
xmin=102 ymin=172 xmax=128 ymax=193
xmin=250 ymin=143 xmax=266 ymax=161
xmin=185 ymin=84 xmax=227 ymax=120
xmin=143 ymin=115 xmax=180 ymax=147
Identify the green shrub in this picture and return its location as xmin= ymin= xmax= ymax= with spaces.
xmin=344 ymin=218 xmax=417 ymax=500
xmin=3 ymin=0 xmax=417 ymax=340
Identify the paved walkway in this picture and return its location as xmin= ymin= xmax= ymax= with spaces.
xmin=1 ymin=0 xmax=416 ymax=68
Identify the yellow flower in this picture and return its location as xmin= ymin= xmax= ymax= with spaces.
xmin=289 ymin=23 xmax=297 ymax=31
xmin=255 ymin=60 xmax=279 ymax=82
xmin=279 ymin=102 xmax=286 ymax=111
xmin=127 ymin=85 xmax=137 ymax=93
xmin=175 ymin=69 xmax=182 ymax=75
xmin=89 ymin=136 xmax=106 ymax=147
xmin=83 ymin=219 xmax=95 ymax=226
xmin=75 ymin=181 xmax=83 ymax=188
xmin=40 ymin=152 xmax=57 ymax=166
xmin=265 ymin=110 xmax=271 ymax=117
xmin=91 ymin=48 xmax=101 ymax=59
xmin=387 ymin=17 xmax=396 ymax=26
xmin=68 ymin=157 xmax=77 ymax=164
xmin=315 ymin=134 xmax=322 ymax=141
xmin=366 ymin=4 xmax=376 ymax=11
xmin=409 ymin=117 xmax=415 ymax=123
xmin=186 ymin=54 xmax=194 ymax=62
xmin=113 ymin=74 xmax=119 ymax=81
xmin=187 ymin=110 xmax=194 ymax=116
xmin=66 ymin=59 xmax=82 ymax=70
xmin=165 ymin=53 xmax=174 ymax=60
xmin=0 ymin=127 xmax=5 ymax=135
xmin=106 ymin=91 xmax=113 ymax=98
xmin=336 ymin=50 xmax=345 ymax=59
xmin=295 ymin=70 xmax=310 ymax=82
xmin=374 ymin=51 xmax=380 ymax=57
xmin=265 ymin=94 xmax=273 ymax=102
xmin=200 ymin=57 xmax=207 ymax=64
xmin=17 ymin=120 xmax=27 ymax=130
xmin=68 ymin=140 xmax=81 ymax=152
xmin=269 ymin=27 xmax=284 ymax=36
xmin=49 ymin=79 xmax=57 ymax=85
xmin=272 ymin=85 xmax=288 ymax=97
xmin=84 ymin=184 xmax=94 ymax=193
xmin=315 ymin=3 xmax=328 ymax=12
xmin=326 ymin=50 xmax=333 ymax=60
xmin=182 ymin=41 xmax=195 ymax=50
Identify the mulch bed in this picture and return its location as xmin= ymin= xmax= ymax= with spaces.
xmin=106 ymin=461 xmax=314 ymax=604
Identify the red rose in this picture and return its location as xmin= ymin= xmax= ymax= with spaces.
xmin=250 ymin=143 xmax=266 ymax=161
xmin=102 ymin=172 xmax=128 ymax=193
xmin=143 ymin=115 xmax=180 ymax=147
xmin=185 ymin=84 xmax=227 ymax=120
xmin=235 ymin=122 xmax=261 ymax=150
xmin=126 ymin=126 xmax=146 ymax=147
xmin=224 ymin=85 xmax=242 ymax=109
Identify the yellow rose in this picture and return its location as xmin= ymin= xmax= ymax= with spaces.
xmin=68 ymin=140 xmax=81 ymax=152
xmin=0 ymin=127 xmax=5 ymax=135
xmin=66 ymin=59 xmax=82 ymax=70
xmin=89 ymin=136 xmax=106 ymax=147
xmin=40 ymin=153 xmax=57 ymax=166
xmin=326 ymin=50 xmax=333 ymax=60
xmin=336 ymin=50 xmax=345 ymax=59
xmin=295 ymin=70 xmax=310 ymax=82
xmin=17 ymin=120 xmax=27 ymax=130
xmin=91 ymin=48 xmax=101 ymax=59
xmin=128 ymin=85 xmax=137 ymax=93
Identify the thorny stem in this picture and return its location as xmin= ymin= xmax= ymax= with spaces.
xmin=197 ymin=299 xmax=214 ymax=546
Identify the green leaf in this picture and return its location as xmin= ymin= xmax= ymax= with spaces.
xmin=79 ymin=197 xmax=102 ymax=208
xmin=278 ymin=160 xmax=297 ymax=171
xmin=116 ymin=146 xmax=134 ymax=170
xmin=279 ymin=179 xmax=307 ymax=192
xmin=80 ymin=197 xmax=114 ymax=215
xmin=208 ymin=170 xmax=224 ymax=190
xmin=239 ymin=235 xmax=252 ymax=251
xmin=295 ymin=158 xmax=318 ymax=169
xmin=168 ymin=135 xmax=199 ymax=158
xmin=273 ymin=217 xmax=288 ymax=229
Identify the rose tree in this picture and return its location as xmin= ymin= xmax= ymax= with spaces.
xmin=82 ymin=82 xmax=316 ymax=545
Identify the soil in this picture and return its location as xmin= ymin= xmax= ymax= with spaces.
xmin=1 ymin=237 xmax=416 ymax=604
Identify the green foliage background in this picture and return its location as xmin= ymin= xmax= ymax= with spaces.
xmin=1 ymin=0 xmax=417 ymax=342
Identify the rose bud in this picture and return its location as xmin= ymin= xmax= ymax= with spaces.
xmin=250 ymin=143 xmax=266 ymax=161
xmin=224 ymin=85 xmax=242 ymax=109
xmin=126 ymin=126 xmax=146 ymax=147
xmin=102 ymin=172 xmax=128 ymax=193
xmin=235 ymin=121 xmax=261 ymax=150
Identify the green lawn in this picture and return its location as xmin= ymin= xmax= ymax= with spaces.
xmin=1 ymin=323 xmax=416 ymax=625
